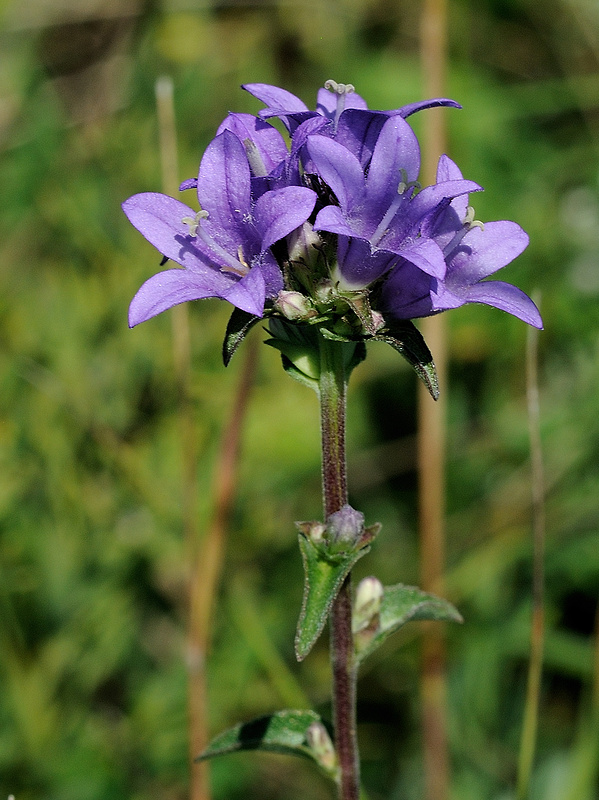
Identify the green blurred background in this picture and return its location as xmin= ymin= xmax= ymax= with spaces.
xmin=1 ymin=0 xmax=599 ymax=798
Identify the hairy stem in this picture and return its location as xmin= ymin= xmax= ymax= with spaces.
xmin=319 ymin=335 xmax=360 ymax=800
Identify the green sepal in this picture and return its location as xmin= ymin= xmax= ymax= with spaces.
xmin=372 ymin=318 xmax=439 ymax=400
xmin=341 ymin=291 xmax=379 ymax=335
xmin=354 ymin=583 xmax=462 ymax=665
xmin=295 ymin=533 xmax=371 ymax=661
xmin=222 ymin=308 xmax=261 ymax=366
xmin=197 ymin=709 xmax=337 ymax=778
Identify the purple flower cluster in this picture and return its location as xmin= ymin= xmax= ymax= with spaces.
xmin=123 ymin=80 xmax=542 ymax=332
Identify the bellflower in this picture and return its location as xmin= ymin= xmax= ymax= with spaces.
xmin=243 ymin=80 xmax=461 ymax=169
xmin=380 ymin=155 xmax=543 ymax=328
xmin=123 ymin=129 xmax=316 ymax=326
xmin=124 ymin=80 xmax=541 ymax=343
xmin=305 ymin=116 xmax=481 ymax=290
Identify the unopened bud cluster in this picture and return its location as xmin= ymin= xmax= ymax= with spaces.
xmin=296 ymin=504 xmax=381 ymax=559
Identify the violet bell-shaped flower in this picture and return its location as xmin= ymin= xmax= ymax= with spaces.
xmin=243 ymin=79 xmax=461 ymax=139
xmin=305 ymin=116 xmax=481 ymax=291
xmin=123 ymin=129 xmax=317 ymax=326
xmin=380 ymin=155 xmax=543 ymax=328
xmin=244 ymin=79 xmax=462 ymax=170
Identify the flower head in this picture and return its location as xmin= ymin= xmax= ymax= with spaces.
xmin=124 ymin=80 xmax=541 ymax=362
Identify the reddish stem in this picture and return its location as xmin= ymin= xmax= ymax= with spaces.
xmin=319 ymin=335 xmax=360 ymax=800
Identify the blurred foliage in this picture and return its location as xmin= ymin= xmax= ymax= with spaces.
xmin=1 ymin=0 xmax=599 ymax=798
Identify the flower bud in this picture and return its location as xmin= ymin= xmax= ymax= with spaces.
xmin=314 ymin=279 xmax=335 ymax=305
xmin=295 ymin=519 xmax=327 ymax=545
xmin=287 ymin=221 xmax=323 ymax=264
xmin=353 ymin=576 xmax=384 ymax=634
xmin=326 ymin=504 xmax=365 ymax=548
xmin=276 ymin=290 xmax=316 ymax=321
xmin=371 ymin=310 xmax=386 ymax=332
xmin=306 ymin=721 xmax=337 ymax=774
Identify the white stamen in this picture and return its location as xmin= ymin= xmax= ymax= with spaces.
xmin=324 ymin=80 xmax=355 ymax=95
xmin=464 ymin=205 xmax=484 ymax=231
xmin=182 ymin=209 xmax=250 ymax=277
xmin=244 ymin=138 xmax=268 ymax=177
xmin=396 ymin=168 xmax=421 ymax=196
xmin=324 ymin=80 xmax=356 ymax=131
xmin=237 ymin=245 xmax=249 ymax=269
xmin=181 ymin=209 xmax=209 ymax=237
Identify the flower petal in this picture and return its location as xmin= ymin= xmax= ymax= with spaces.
xmin=243 ymin=83 xmax=309 ymax=114
xmin=380 ymin=260 xmax=435 ymax=319
xmin=334 ymin=110 xmax=388 ymax=167
xmin=292 ymin=115 xmax=329 ymax=147
xmin=433 ymin=156 xmax=470 ymax=223
xmin=460 ymin=281 xmax=543 ymax=327
xmin=315 ymin=86 xmax=368 ymax=119
xmin=223 ymin=265 xmax=266 ymax=316
xmin=128 ymin=268 xmax=226 ymax=327
xmin=436 ymin=154 xmax=463 ymax=183
xmin=409 ymin=179 xmax=483 ymax=221
xmin=197 ymin=131 xmax=251 ymax=244
xmin=365 ymin=116 xmax=420 ymax=212
xmin=448 ymin=221 xmax=529 ymax=283
xmin=242 ymin=83 xmax=314 ymax=132
xmin=253 ymin=186 xmax=317 ymax=250
xmin=179 ymin=178 xmax=197 ymax=191
xmin=399 ymin=238 xmax=446 ymax=279
xmin=122 ymin=193 xmax=219 ymax=270
xmin=306 ymin=135 xmax=365 ymax=211
xmin=429 ymin=283 xmax=465 ymax=311
xmin=398 ymin=98 xmax=462 ymax=118
xmin=217 ymin=113 xmax=289 ymax=174
xmin=255 ymin=252 xmax=284 ymax=298
xmin=334 ymin=237 xmax=397 ymax=290
xmin=313 ymin=205 xmax=357 ymax=238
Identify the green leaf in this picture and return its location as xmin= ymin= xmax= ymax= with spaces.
xmin=372 ymin=318 xmax=439 ymax=400
xmin=265 ymin=341 xmax=320 ymax=381
xmin=317 ymin=330 xmax=367 ymax=376
xmin=222 ymin=308 xmax=261 ymax=366
xmin=345 ymin=339 xmax=367 ymax=374
xmin=197 ymin=709 xmax=334 ymax=774
xmin=268 ymin=316 xmax=320 ymax=348
xmin=354 ymin=583 xmax=462 ymax=664
xmin=264 ymin=317 xmax=321 ymax=390
xmin=295 ymin=534 xmax=370 ymax=661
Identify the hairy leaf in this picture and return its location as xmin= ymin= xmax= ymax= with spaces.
xmin=197 ymin=709 xmax=333 ymax=772
xmin=295 ymin=534 xmax=370 ymax=661
xmin=354 ymin=583 xmax=462 ymax=664
xmin=223 ymin=308 xmax=261 ymax=366
xmin=372 ymin=318 xmax=439 ymax=400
